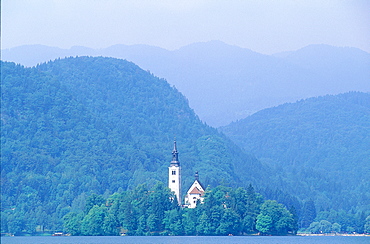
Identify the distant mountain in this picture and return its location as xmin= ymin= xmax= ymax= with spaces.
xmin=1 ymin=57 xmax=268 ymax=231
xmin=280 ymin=45 xmax=370 ymax=92
xmin=1 ymin=45 xmax=97 ymax=66
xmin=2 ymin=42 xmax=370 ymax=126
xmin=220 ymin=92 xmax=370 ymax=211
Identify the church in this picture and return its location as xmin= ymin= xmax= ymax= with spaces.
xmin=168 ymin=141 xmax=205 ymax=208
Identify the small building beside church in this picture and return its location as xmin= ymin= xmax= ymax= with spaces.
xmin=168 ymin=141 xmax=204 ymax=208
xmin=184 ymin=171 xmax=205 ymax=208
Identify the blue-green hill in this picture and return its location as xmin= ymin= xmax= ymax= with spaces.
xmin=220 ymin=92 xmax=370 ymax=212
xmin=3 ymin=42 xmax=369 ymax=127
xmin=1 ymin=57 xmax=266 ymax=232
xmin=2 ymin=57 xmax=368 ymax=234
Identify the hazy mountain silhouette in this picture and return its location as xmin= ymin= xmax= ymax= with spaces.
xmin=2 ymin=41 xmax=369 ymax=126
xmin=220 ymin=92 xmax=370 ymax=211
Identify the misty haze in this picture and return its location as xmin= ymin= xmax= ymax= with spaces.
xmin=1 ymin=0 xmax=369 ymax=240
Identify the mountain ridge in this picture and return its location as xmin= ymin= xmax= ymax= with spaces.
xmin=3 ymin=41 xmax=369 ymax=127
xmin=220 ymin=92 xmax=370 ymax=211
xmin=1 ymin=57 xmax=270 ymax=231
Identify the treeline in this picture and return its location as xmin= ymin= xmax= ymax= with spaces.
xmin=306 ymin=209 xmax=370 ymax=234
xmin=62 ymin=183 xmax=299 ymax=236
xmin=62 ymin=183 xmax=370 ymax=236
xmin=2 ymin=58 xmax=369 ymax=235
xmin=2 ymin=182 xmax=368 ymax=236
xmin=220 ymin=92 xmax=370 ymax=212
xmin=1 ymin=58 xmax=264 ymax=234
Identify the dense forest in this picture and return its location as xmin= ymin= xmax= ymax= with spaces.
xmin=3 ymin=42 xmax=370 ymax=126
xmin=61 ymin=184 xmax=296 ymax=236
xmin=220 ymin=92 xmax=370 ymax=232
xmin=1 ymin=57 xmax=266 ymax=235
xmin=1 ymin=58 xmax=369 ymax=235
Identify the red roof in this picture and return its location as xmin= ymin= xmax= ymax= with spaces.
xmin=189 ymin=187 xmax=204 ymax=195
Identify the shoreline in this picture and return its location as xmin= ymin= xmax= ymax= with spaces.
xmin=297 ymin=233 xmax=369 ymax=237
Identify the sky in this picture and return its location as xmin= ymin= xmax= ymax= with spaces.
xmin=2 ymin=0 xmax=369 ymax=54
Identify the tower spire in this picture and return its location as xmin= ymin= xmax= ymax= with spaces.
xmin=169 ymin=140 xmax=181 ymax=205
xmin=171 ymin=140 xmax=179 ymax=164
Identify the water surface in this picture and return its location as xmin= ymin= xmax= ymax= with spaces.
xmin=1 ymin=235 xmax=369 ymax=244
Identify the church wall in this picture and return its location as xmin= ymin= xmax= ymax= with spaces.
xmin=168 ymin=165 xmax=181 ymax=204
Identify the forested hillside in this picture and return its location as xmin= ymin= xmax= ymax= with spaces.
xmin=3 ymin=42 xmax=369 ymax=126
xmin=220 ymin=92 xmax=370 ymax=214
xmin=1 ymin=58 xmax=369 ymax=235
xmin=0 ymin=57 xmax=266 ymax=234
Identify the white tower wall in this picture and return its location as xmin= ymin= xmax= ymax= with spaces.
xmin=168 ymin=165 xmax=181 ymax=204
xmin=168 ymin=140 xmax=181 ymax=205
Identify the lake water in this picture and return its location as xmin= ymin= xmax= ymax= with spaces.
xmin=1 ymin=236 xmax=369 ymax=244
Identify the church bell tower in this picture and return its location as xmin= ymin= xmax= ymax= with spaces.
xmin=168 ymin=140 xmax=181 ymax=204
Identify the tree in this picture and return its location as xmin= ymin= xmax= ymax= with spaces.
xmin=163 ymin=209 xmax=184 ymax=235
xmin=135 ymin=215 xmax=146 ymax=236
xmin=182 ymin=209 xmax=196 ymax=235
xmin=319 ymin=220 xmax=332 ymax=233
xmin=256 ymin=200 xmax=294 ymax=235
xmin=63 ymin=212 xmax=83 ymax=235
xmin=364 ymin=215 xmax=370 ymax=234
xmin=233 ymin=185 xmax=261 ymax=233
xmin=121 ymin=193 xmax=137 ymax=234
xmin=81 ymin=205 xmax=106 ymax=236
xmin=301 ymin=199 xmax=316 ymax=228
xmin=288 ymin=205 xmax=299 ymax=234
xmin=196 ymin=212 xmax=213 ymax=235
xmin=332 ymin=222 xmax=341 ymax=233
xmin=6 ymin=212 xmax=25 ymax=236
xmin=216 ymin=208 xmax=241 ymax=235
xmin=256 ymin=214 xmax=273 ymax=234
xmin=103 ymin=213 xmax=119 ymax=236
xmin=146 ymin=182 xmax=172 ymax=232
xmin=84 ymin=194 xmax=105 ymax=214
xmin=146 ymin=214 xmax=159 ymax=233
xmin=307 ymin=222 xmax=320 ymax=234
xmin=307 ymin=220 xmax=334 ymax=234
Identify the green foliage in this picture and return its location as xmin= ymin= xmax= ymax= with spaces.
xmin=2 ymin=57 xmax=368 ymax=235
xmin=59 ymin=184 xmax=271 ymax=236
xmin=63 ymin=212 xmax=83 ymax=235
xmin=191 ymin=185 xmax=263 ymax=236
xmin=300 ymin=199 xmax=317 ymax=228
xmin=256 ymin=200 xmax=295 ymax=235
xmin=181 ymin=209 xmax=196 ymax=235
xmin=221 ymin=92 xmax=370 ymax=212
xmin=332 ymin=223 xmax=341 ymax=233
xmin=85 ymin=194 xmax=105 ymax=214
xmin=1 ymin=58 xmax=261 ymax=234
xmin=81 ymin=205 xmax=108 ymax=236
xmin=307 ymin=220 xmax=336 ymax=234
xmin=256 ymin=215 xmax=273 ymax=234
xmin=313 ymin=209 xmax=369 ymax=234
xmin=163 ymin=209 xmax=184 ymax=235
xmin=365 ymin=216 xmax=370 ymax=233
xmin=60 ymin=182 xmax=175 ymax=236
